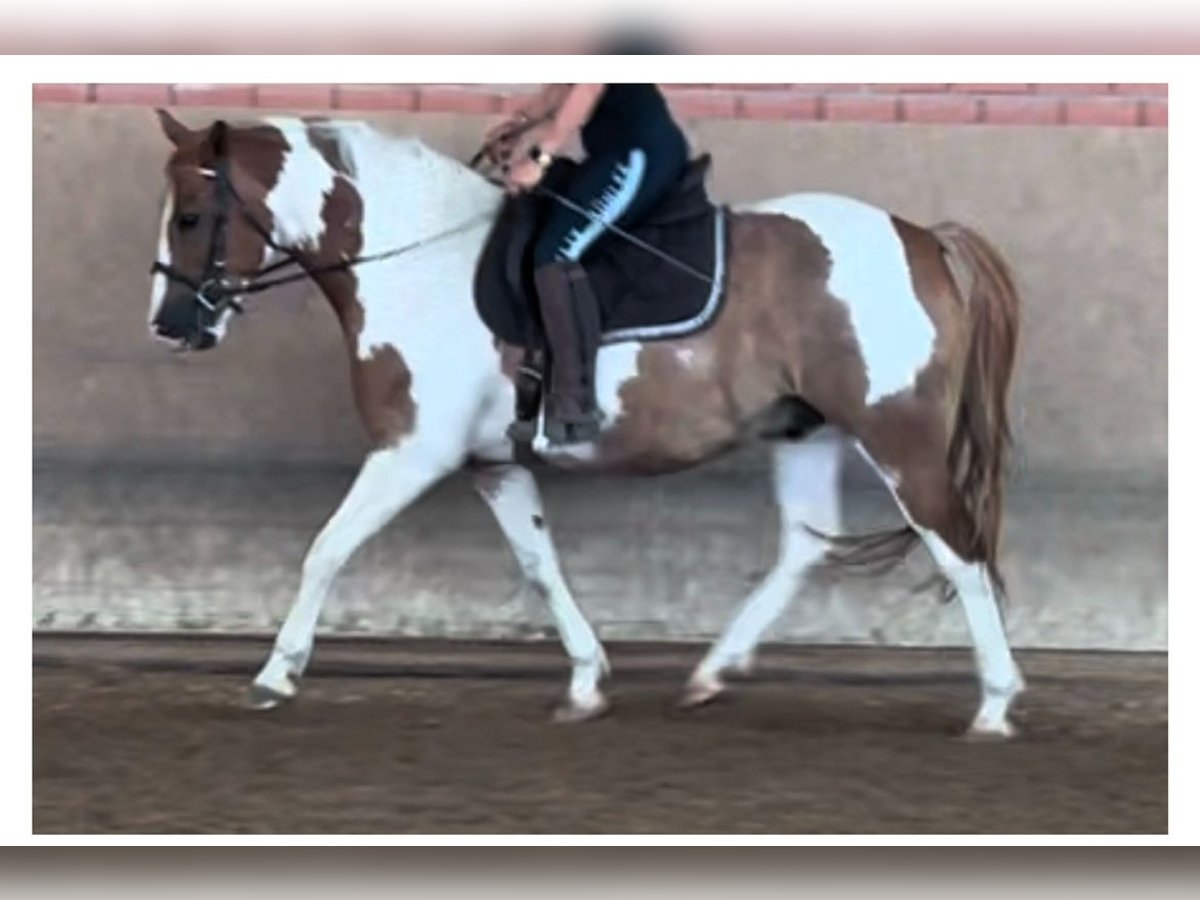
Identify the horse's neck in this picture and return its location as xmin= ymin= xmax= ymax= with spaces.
xmin=319 ymin=125 xmax=500 ymax=255
xmin=261 ymin=120 xmax=501 ymax=359
xmin=262 ymin=119 xmax=501 ymax=260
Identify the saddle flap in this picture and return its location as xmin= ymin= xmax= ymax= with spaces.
xmin=638 ymin=154 xmax=713 ymax=228
xmin=473 ymin=154 xmax=725 ymax=350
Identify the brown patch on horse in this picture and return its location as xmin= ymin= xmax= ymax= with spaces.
xmin=161 ymin=121 xmax=289 ymax=283
xmin=589 ymin=208 xmax=1019 ymax=599
xmin=291 ymin=136 xmax=417 ymax=449
xmin=353 ymin=345 xmax=417 ymax=447
xmin=317 ymin=176 xmax=418 ymax=448
xmin=839 ymin=218 xmax=1020 ymax=595
xmin=856 ymin=216 xmax=970 ymax=552
xmin=310 ymin=175 xmax=366 ymax=338
xmin=594 ymin=212 xmax=870 ymax=473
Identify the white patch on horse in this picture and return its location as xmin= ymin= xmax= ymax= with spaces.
xmin=688 ymin=430 xmax=847 ymax=701
xmin=746 ymin=193 xmax=936 ymax=405
xmin=262 ymin=117 xmax=338 ymax=249
xmin=471 ymin=464 xmax=608 ymax=715
xmin=272 ymin=122 xmax=505 ymax=456
xmin=309 ymin=127 xmax=500 ymax=364
xmin=148 ymin=188 xmax=174 ymax=326
xmin=531 ymin=341 xmax=643 ymax=461
xmin=252 ymin=441 xmax=451 ymax=705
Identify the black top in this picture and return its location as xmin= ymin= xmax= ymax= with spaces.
xmin=581 ymin=84 xmax=679 ymax=155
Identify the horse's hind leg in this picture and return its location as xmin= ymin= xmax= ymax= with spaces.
xmin=250 ymin=444 xmax=450 ymax=708
xmin=855 ymin=443 xmax=1024 ymax=739
xmin=683 ymin=428 xmax=846 ymax=706
xmin=471 ymin=463 xmax=609 ymax=722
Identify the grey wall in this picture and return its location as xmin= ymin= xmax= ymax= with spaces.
xmin=34 ymin=105 xmax=1166 ymax=486
xmin=32 ymin=105 xmax=1167 ymax=649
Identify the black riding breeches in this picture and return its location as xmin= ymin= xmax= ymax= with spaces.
xmin=531 ymin=139 xmax=688 ymax=268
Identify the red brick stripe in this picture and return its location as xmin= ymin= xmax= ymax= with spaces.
xmin=34 ymin=83 xmax=1168 ymax=128
xmin=823 ymin=94 xmax=899 ymax=123
xmin=254 ymin=84 xmax=335 ymax=111
xmin=980 ymin=96 xmax=1064 ymax=126
xmin=92 ymin=84 xmax=172 ymax=106
xmin=173 ymin=84 xmax=257 ymax=108
xmin=335 ymin=85 xmax=418 ymax=112
xmin=1143 ymin=101 xmax=1168 ymax=127
xmin=32 ymin=83 xmax=91 ymax=103
xmin=1064 ymin=97 xmax=1141 ymax=127
xmin=900 ymin=94 xmax=981 ymax=124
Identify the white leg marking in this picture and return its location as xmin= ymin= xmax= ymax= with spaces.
xmin=251 ymin=443 xmax=450 ymax=704
xmin=686 ymin=429 xmax=846 ymax=704
xmin=746 ymin=193 xmax=936 ymax=404
xmin=854 ymin=442 xmax=1023 ymax=737
xmin=473 ymin=465 xmax=608 ymax=719
xmin=921 ymin=533 xmax=1024 ymax=738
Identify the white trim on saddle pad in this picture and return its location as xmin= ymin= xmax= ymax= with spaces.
xmin=599 ymin=206 xmax=727 ymax=346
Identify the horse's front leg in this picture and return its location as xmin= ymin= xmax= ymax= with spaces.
xmin=471 ymin=463 xmax=610 ymax=721
xmin=250 ymin=442 xmax=451 ymax=708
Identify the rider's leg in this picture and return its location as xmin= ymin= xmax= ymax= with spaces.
xmin=530 ymin=148 xmax=650 ymax=445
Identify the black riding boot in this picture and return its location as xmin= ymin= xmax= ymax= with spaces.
xmin=534 ymin=261 xmax=603 ymax=445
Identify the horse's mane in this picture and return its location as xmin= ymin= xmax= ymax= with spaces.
xmin=260 ymin=116 xmax=493 ymax=195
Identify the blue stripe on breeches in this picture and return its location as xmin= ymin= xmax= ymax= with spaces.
xmin=531 ymin=147 xmax=651 ymax=268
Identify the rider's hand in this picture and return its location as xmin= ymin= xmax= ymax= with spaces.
xmin=504 ymin=157 xmax=546 ymax=195
xmin=482 ymin=113 xmax=530 ymax=164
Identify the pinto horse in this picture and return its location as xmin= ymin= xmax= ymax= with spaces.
xmin=148 ymin=110 xmax=1024 ymax=738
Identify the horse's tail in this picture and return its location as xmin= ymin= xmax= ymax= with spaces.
xmin=932 ymin=220 xmax=1021 ymax=597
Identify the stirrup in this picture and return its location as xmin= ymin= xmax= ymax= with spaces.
xmin=544 ymin=412 xmax=603 ymax=446
xmin=506 ymin=418 xmax=539 ymax=443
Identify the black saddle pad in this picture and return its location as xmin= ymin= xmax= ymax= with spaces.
xmin=474 ymin=154 xmax=728 ymax=348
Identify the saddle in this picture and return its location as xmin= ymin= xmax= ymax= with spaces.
xmin=473 ymin=154 xmax=728 ymax=435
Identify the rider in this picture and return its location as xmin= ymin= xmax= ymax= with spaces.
xmin=487 ymin=83 xmax=689 ymax=445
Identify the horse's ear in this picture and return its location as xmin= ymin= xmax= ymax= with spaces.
xmin=208 ymin=120 xmax=228 ymax=158
xmin=155 ymin=108 xmax=190 ymax=147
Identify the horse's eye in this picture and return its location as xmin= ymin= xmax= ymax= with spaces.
xmin=176 ymin=212 xmax=201 ymax=231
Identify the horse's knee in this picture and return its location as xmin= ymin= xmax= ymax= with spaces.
xmin=301 ymin=541 xmax=348 ymax=584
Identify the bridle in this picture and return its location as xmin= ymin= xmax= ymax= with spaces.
xmin=151 ymin=137 xmax=493 ymax=343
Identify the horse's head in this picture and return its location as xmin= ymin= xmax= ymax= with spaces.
xmin=148 ymin=110 xmax=281 ymax=351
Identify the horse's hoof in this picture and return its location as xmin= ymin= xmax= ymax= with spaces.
xmin=962 ymin=720 xmax=1017 ymax=742
xmin=553 ymin=693 xmax=609 ymax=724
xmin=246 ymin=683 xmax=293 ymax=711
xmin=679 ymin=675 xmax=725 ymax=709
